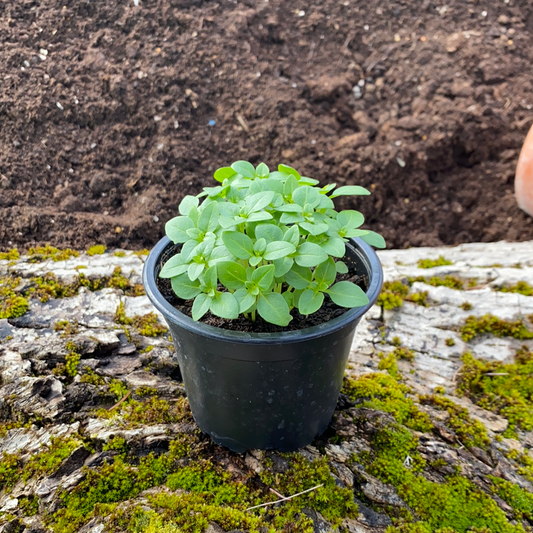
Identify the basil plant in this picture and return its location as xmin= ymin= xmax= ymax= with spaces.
xmin=160 ymin=161 xmax=385 ymax=327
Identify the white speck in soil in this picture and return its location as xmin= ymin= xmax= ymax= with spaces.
xmin=395 ymin=140 xmax=402 ymax=146
xmin=174 ymin=120 xmax=179 ymax=129
xmin=481 ymin=10 xmax=487 ymax=17
xmin=153 ymin=216 xmax=160 ymax=223
xmin=397 ymin=157 xmax=406 ymax=167
xmin=292 ymin=82 xmax=297 ymax=88
xmin=56 ymin=102 xmax=64 ymax=110
xmin=364 ymin=24 xmax=370 ymax=30
xmin=311 ymin=139 xmax=316 ymax=144
xmin=353 ymin=85 xmax=362 ymax=99
xmin=358 ymin=79 xmax=365 ymax=87
xmin=153 ymin=115 xmax=162 ymax=122
xmin=68 ymin=168 xmax=74 ymax=174
xmin=23 ymin=60 xmax=30 ymax=67
xmin=298 ymin=10 xmax=305 ymax=16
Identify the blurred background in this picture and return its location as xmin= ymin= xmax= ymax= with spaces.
xmin=1 ymin=0 xmax=532 ymax=251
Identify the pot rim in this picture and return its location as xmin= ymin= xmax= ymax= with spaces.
xmin=142 ymin=236 xmax=383 ymax=344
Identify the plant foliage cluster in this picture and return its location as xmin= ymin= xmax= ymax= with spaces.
xmin=161 ymin=161 xmax=384 ymax=326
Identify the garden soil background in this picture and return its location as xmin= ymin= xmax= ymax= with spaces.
xmin=1 ymin=0 xmax=533 ymax=251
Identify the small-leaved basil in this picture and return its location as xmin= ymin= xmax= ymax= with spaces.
xmin=161 ymin=162 xmax=385 ymax=327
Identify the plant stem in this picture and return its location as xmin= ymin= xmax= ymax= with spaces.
xmin=251 ymin=309 xmax=256 ymax=322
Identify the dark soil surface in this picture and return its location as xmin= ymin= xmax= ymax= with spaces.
xmin=157 ymin=245 xmax=369 ymax=332
xmin=1 ymin=0 xmax=533 ymax=251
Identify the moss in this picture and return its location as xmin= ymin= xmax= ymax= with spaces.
xmin=108 ymin=379 xmax=130 ymax=401
xmin=87 ymin=245 xmax=106 ymax=256
xmin=378 ymin=281 xmax=409 ymax=310
xmin=497 ymin=281 xmax=533 ymax=297
xmin=27 ymin=245 xmax=79 ymax=262
xmin=355 ymin=422 xmax=523 ymax=533
xmin=23 ymin=436 xmax=82 ymax=482
xmin=0 ymin=453 xmax=22 ymax=492
xmin=460 ymin=314 xmax=533 ymax=342
xmin=133 ymin=249 xmax=150 ymax=257
xmin=102 ymin=436 xmax=128 ymax=454
xmin=54 ymin=342 xmax=81 ymax=378
xmin=445 ymin=338 xmax=456 ymax=347
xmin=460 ymin=302 xmax=473 ymax=311
xmin=417 ymin=256 xmax=453 ymax=269
xmin=114 ymin=251 xmax=126 ymax=257
xmin=427 ymin=275 xmax=465 ymax=290
xmin=0 ymin=276 xmax=29 ymax=319
xmin=0 ymin=248 xmax=20 ymax=261
xmin=80 ymin=368 xmax=105 ymax=386
xmin=392 ymin=336 xmax=402 ymax=347
xmin=407 ymin=291 xmax=429 ymax=307
xmin=19 ymin=495 xmax=39 ymax=517
xmin=489 ymin=476 xmax=533 ymax=521
xmin=419 ymin=394 xmax=490 ymax=448
xmin=458 ymin=349 xmax=533 ymax=437
xmin=135 ymin=386 xmax=158 ymax=398
xmin=114 ymin=302 xmax=167 ymax=337
xmin=342 ymin=373 xmax=433 ymax=433
xmin=54 ymin=320 xmax=79 ymax=336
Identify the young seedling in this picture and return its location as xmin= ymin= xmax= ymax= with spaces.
xmin=161 ymin=162 xmax=385 ymax=326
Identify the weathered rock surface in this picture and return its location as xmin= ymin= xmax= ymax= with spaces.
xmin=0 ymin=242 xmax=533 ymax=532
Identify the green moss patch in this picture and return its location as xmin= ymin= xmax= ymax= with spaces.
xmin=497 ymin=281 xmax=533 ymax=297
xmin=460 ymin=314 xmax=533 ymax=342
xmin=0 ymin=248 xmax=20 ymax=261
xmin=417 ymin=256 xmax=453 ymax=269
xmin=419 ymin=394 xmax=490 ymax=448
xmin=27 ymin=245 xmax=79 ymax=262
xmin=342 ymin=372 xmax=432 ymax=433
xmin=50 ymin=438 xmax=357 ymax=533
xmin=0 ymin=276 xmax=29 ymax=319
xmin=458 ymin=349 xmax=533 ymax=437
xmin=87 ymin=245 xmax=106 ymax=256
xmin=114 ymin=302 xmax=167 ymax=337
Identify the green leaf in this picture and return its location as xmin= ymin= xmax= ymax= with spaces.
xmin=320 ymin=237 xmax=345 ymax=258
xmin=197 ymin=202 xmax=220 ymax=233
xmin=252 ymin=264 xmax=275 ymax=291
xmin=294 ymin=242 xmax=328 ymax=267
xmin=285 ymin=265 xmax=312 ymax=290
xmin=273 ymin=257 xmax=293 ymax=277
xmin=254 ymin=238 xmax=267 ymax=254
xmin=314 ymin=257 xmax=337 ymax=286
xmin=317 ymin=194 xmax=335 ymax=210
xmin=192 ymin=293 xmax=212 ymax=321
xmin=321 ymin=183 xmax=337 ymax=194
xmin=264 ymin=241 xmax=296 ymax=261
xmin=256 ymin=162 xmax=270 ymax=177
xmin=255 ymin=224 xmax=283 ymax=243
xmin=326 ymin=281 xmax=369 ymax=308
xmin=275 ymin=204 xmax=303 ymax=213
xmin=299 ymin=221 xmax=329 ymax=236
xmin=188 ymin=262 xmax=205 ymax=281
xmin=214 ymin=166 xmax=237 ymax=183
xmin=202 ymin=265 xmax=217 ymax=290
xmin=278 ymin=164 xmax=301 ymax=180
xmin=233 ymin=288 xmax=256 ymax=313
xmin=283 ymin=175 xmax=299 ymax=196
xmin=257 ymin=292 xmax=292 ymax=326
xmin=210 ymin=292 xmax=240 ymax=319
xmin=330 ymin=185 xmax=370 ymax=198
xmin=337 ymin=210 xmax=364 ymax=230
xmin=178 ymin=196 xmax=199 ymax=216
xmin=284 ymin=225 xmax=300 ymax=247
xmin=171 ymin=274 xmax=202 ymax=300
xmin=231 ymin=161 xmax=256 ymax=178
xmin=159 ymin=254 xmax=188 ymax=278
xmin=165 ymin=217 xmax=195 ymax=244
xmin=292 ymin=186 xmax=320 ymax=208
xmin=298 ymin=290 xmax=324 ymax=315
xmin=299 ymin=177 xmax=320 ymax=186
xmin=249 ymin=256 xmax=262 ymax=266
xmin=248 ymin=212 xmax=274 ymax=222
xmin=335 ymin=261 xmax=349 ymax=274
xmin=360 ymin=231 xmax=387 ymax=249
xmin=245 ymin=191 xmax=275 ymax=213
xmin=222 ymin=231 xmax=254 ymax=259
xmin=280 ymin=212 xmax=305 ymax=225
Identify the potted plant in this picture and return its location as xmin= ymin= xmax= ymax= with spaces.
xmin=142 ymin=161 xmax=384 ymax=453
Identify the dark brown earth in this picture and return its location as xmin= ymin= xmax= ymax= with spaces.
xmin=1 ymin=0 xmax=533 ymax=252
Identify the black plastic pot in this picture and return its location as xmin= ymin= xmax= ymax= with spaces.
xmin=143 ymin=237 xmax=383 ymax=453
